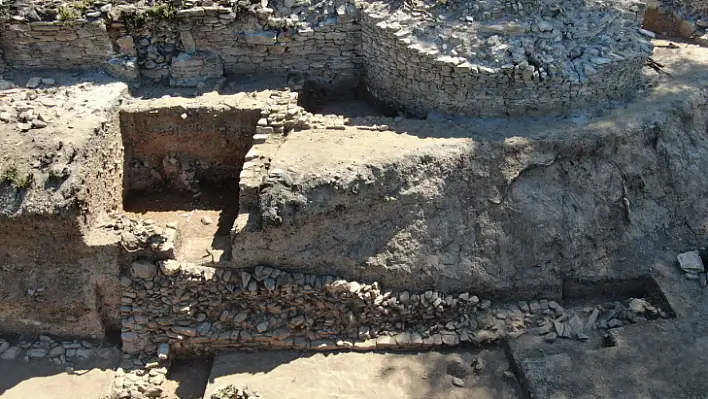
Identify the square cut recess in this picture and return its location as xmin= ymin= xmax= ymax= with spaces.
xmin=119 ymin=102 xmax=259 ymax=236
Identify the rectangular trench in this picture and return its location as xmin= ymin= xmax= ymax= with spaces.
xmin=118 ymin=98 xmax=261 ymax=262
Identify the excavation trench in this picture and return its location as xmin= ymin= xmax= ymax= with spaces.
xmin=119 ymin=101 xmax=259 ymax=261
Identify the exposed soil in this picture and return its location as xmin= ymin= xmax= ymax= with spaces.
xmin=205 ymin=348 xmax=523 ymax=399
xmin=123 ymin=180 xmax=240 ymax=262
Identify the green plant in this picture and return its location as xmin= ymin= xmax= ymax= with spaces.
xmin=1 ymin=165 xmax=33 ymax=190
xmin=58 ymin=5 xmax=81 ymax=22
xmin=148 ymin=2 xmax=176 ymax=20
xmin=123 ymin=2 xmax=177 ymax=30
xmin=14 ymin=173 xmax=33 ymax=190
xmin=1 ymin=165 xmax=19 ymax=185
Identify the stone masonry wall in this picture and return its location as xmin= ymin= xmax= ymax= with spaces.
xmin=181 ymin=12 xmax=362 ymax=87
xmin=361 ymin=11 xmax=649 ymax=117
xmin=121 ymin=260 xmax=666 ymax=359
xmin=0 ymin=21 xmax=114 ymax=70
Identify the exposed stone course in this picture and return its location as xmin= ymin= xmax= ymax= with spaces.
xmin=0 ymin=21 xmax=114 ymax=70
xmin=0 ymin=0 xmax=653 ymax=116
xmin=120 ymin=261 xmax=668 ymax=359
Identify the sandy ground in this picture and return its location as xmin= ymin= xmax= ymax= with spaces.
xmin=0 ymin=356 xmax=117 ymax=399
xmin=204 ymin=348 xmax=523 ymax=399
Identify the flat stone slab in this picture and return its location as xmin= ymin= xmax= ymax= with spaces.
xmin=205 ymin=349 xmax=523 ymax=399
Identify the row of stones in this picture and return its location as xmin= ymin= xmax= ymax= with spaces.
xmin=360 ymin=12 xmax=650 ymax=117
xmin=0 ymin=21 xmax=114 ymax=70
xmin=0 ymin=335 xmax=117 ymax=364
xmin=120 ymin=260 xmax=668 ymax=359
xmin=0 ymin=14 xmax=363 ymax=88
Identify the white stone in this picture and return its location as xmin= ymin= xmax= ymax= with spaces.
xmin=0 ymin=80 xmax=15 ymax=90
xmin=638 ymin=28 xmax=656 ymax=38
xmin=538 ymin=21 xmax=554 ymax=32
xmin=157 ymin=343 xmax=169 ymax=360
xmin=1 ymin=346 xmax=20 ymax=360
xmin=678 ymin=250 xmax=704 ymax=273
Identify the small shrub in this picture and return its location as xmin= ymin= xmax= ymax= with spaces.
xmin=1 ymin=165 xmax=33 ymax=190
xmin=58 ymin=5 xmax=81 ymax=21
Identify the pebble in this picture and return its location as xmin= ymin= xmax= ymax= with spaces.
xmin=1 ymin=346 xmax=20 ymax=360
xmin=543 ymin=332 xmax=558 ymax=343
xmin=27 ymin=348 xmax=48 ymax=358
xmin=678 ymin=251 xmax=704 ymax=273
xmin=452 ymin=377 xmax=465 ymax=387
xmin=201 ymin=216 xmax=214 ymax=225
xmin=48 ymin=346 xmax=66 ymax=357
xmin=32 ymin=119 xmax=48 ymax=128
xmin=26 ymin=77 xmax=42 ymax=89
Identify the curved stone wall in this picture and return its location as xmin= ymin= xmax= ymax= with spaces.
xmin=360 ymin=3 xmax=652 ymax=117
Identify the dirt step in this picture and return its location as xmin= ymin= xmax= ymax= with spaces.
xmin=204 ymin=349 xmax=524 ymax=399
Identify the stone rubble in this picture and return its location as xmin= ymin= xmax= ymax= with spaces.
xmin=362 ymin=0 xmax=652 ymax=117
xmin=100 ymin=214 xmax=179 ymax=258
xmin=119 ymin=262 xmax=670 ymax=360
xmin=0 ymin=336 xmax=118 ymax=366
xmin=109 ymin=360 xmax=171 ymax=399
xmin=211 ymin=384 xmax=262 ymax=399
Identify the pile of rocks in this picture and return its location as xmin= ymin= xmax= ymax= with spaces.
xmin=365 ymin=0 xmax=650 ymax=73
xmin=0 ymin=335 xmax=118 ymax=365
xmin=101 ymin=215 xmax=179 ymax=258
xmin=361 ymin=0 xmax=652 ymax=117
xmin=6 ymin=0 xmax=114 ymax=22
xmin=0 ymin=77 xmax=61 ymax=131
xmin=211 ymin=384 xmax=262 ymax=399
xmin=120 ymin=262 xmax=669 ymax=359
xmin=126 ymin=153 xmax=210 ymax=194
xmin=110 ymin=360 xmax=170 ymax=399
xmin=257 ymin=90 xmax=312 ymax=135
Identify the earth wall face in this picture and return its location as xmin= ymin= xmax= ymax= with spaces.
xmin=232 ymin=94 xmax=708 ymax=296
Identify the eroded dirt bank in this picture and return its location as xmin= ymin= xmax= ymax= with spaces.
xmin=233 ymin=58 xmax=708 ymax=297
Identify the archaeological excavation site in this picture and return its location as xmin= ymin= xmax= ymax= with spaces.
xmin=2 ymin=0 xmax=708 ymax=397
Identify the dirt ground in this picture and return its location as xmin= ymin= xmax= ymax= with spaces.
xmin=0 ymin=353 xmax=118 ymax=399
xmin=204 ymin=348 xmax=523 ymax=399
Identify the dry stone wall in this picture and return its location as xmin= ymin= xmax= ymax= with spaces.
xmin=120 ymin=260 xmax=667 ymax=359
xmin=0 ymin=21 xmax=114 ymax=70
xmin=362 ymin=14 xmax=647 ymax=117
xmin=361 ymin=0 xmax=652 ymax=117
xmin=0 ymin=0 xmax=652 ymax=116
xmin=176 ymin=7 xmax=363 ymax=88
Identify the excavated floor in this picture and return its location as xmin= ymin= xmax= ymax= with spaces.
xmin=123 ymin=181 xmax=239 ymax=263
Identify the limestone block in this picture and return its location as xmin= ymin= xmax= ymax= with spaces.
xmin=116 ymin=35 xmax=136 ymax=56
